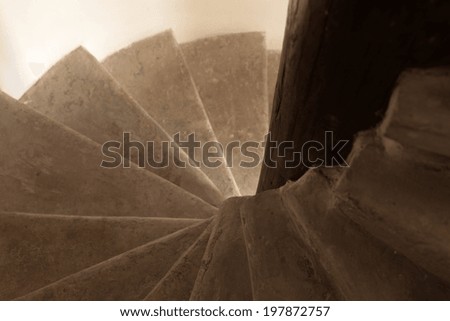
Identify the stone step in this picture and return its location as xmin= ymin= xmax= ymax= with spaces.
xmin=0 ymin=212 xmax=201 ymax=300
xmin=380 ymin=67 xmax=450 ymax=158
xmin=283 ymin=168 xmax=450 ymax=300
xmin=103 ymin=30 xmax=239 ymax=198
xmin=0 ymin=92 xmax=217 ymax=218
xmin=17 ymin=220 xmax=210 ymax=300
xmin=190 ymin=198 xmax=253 ymax=300
xmin=336 ymin=131 xmax=450 ymax=285
xmin=241 ymin=189 xmax=336 ymax=300
xmin=20 ymin=47 xmax=223 ymax=206
xmin=181 ymin=32 xmax=269 ymax=195
xmin=267 ymin=50 xmax=281 ymax=118
xmin=145 ymin=221 xmax=213 ymax=301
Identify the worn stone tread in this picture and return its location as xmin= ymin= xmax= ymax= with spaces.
xmin=0 ymin=212 xmax=200 ymax=300
xmin=190 ymin=198 xmax=253 ymax=300
xmin=20 ymin=47 xmax=223 ymax=206
xmin=241 ymin=189 xmax=336 ymax=300
xmin=283 ymin=168 xmax=450 ymax=300
xmin=380 ymin=67 xmax=450 ymax=158
xmin=181 ymin=32 xmax=269 ymax=195
xmin=0 ymin=92 xmax=217 ymax=219
xmin=336 ymin=131 xmax=450 ymax=285
xmin=145 ymin=221 xmax=213 ymax=301
xmin=103 ymin=30 xmax=239 ymax=198
xmin=17 ymin=220 xmax=209 ymax=300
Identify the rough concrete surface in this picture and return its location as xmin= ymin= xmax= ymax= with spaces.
xmin=145 ymin=221 xmax=213 ymax=300
xmin=20 ymin=47 xmax=223 ymax=206
xmin=241 ymin=189 xmax=336 ymax=300
xmin=18 ymin=220 xmax=209 ymax=300
xmin=336 ymin=131 xmax=450 ymax=284
xmin=0 ymin=92 xmax=216 ymax=219
xmin=0 ymin=212 xmax=200 ymax=300
xmin=181 ymin=33 xmax=269 ymax=195
xmin=190 ymin=198 xmax=253 ymax=300
xmin=103 ymin=30 xmax=239 ymax=198
xmin=380 ymin=67 xmax=450 ymax=158
xmin=283 ymin=168 xmax=450 ymax=300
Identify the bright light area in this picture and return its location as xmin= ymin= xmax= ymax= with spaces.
xmin=0 ymin=0 xmax=289 ymax=98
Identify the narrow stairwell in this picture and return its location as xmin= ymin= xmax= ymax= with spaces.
xmin=0 ymin=29 xmax=449 ymax=301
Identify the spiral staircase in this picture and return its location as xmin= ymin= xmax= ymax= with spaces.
xmin=1 ymin=29 xmax=449 ymax=301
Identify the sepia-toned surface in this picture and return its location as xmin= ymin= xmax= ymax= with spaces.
xmin=0 ymin=213 xmax=200 ymax=300
xmin=380 ymin=67 xmax=450 ymax=158
xmin=259 ymin=0 xmax=450 ymax=192
xmin=145 ymin=222 xmax=213 ymax=300
xmin=181 ymin=33 xmax=268 ymax=195
xmin=190 ymin=198 xmax=253 ymax=300
xmin=266 ymin=50 xmax=281 ymax=118
xmin=0 ymin=92 xmax=216 ymax=219
xmin=18 ymin=221 xmax=209 ymax=300
xmin=20 ymin=47 xmax=223 ymax=206
xmin=241 ymin=189 xmax=336 ymax=300
xmin=1 ymin=0 xmax=449 ymax=300
xmin=103 ymin=30 xmax=240 ymax=198
xmin=283 ymin=169 xmax=450 ymax=300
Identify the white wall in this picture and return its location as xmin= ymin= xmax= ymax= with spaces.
xmin=0 ymin=0 xmax=289 ymax=98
